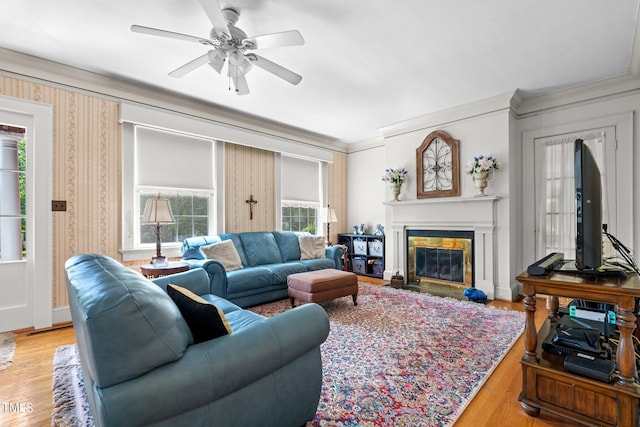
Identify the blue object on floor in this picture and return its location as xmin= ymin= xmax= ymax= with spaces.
xmin=464 ymin=287 xmax=487 ymax=303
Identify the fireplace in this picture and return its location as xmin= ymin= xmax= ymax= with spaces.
xmin=407 ymin=230 xmax=474 ymax=287
xmin=385 ymin=196 xmax=499 ymax=299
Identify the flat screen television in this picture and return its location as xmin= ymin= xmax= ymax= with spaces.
xmin=574 ymin=138 xmax=602 ymax=271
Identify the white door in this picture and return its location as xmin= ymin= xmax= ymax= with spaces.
xmin=0 ymin=96 xmax=52 ymax=332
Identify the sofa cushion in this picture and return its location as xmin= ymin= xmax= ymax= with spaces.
xmin=265 ymin=262 xmax=307 ymax=284
xmin=200 ymin=240 xmax=243 ymax=271
xmin=167 ymin=284 xmax=232 ymax=343
xmin=273 ymin=231 xmax=302 ymax=261
xmin=64 ymin=254 xmax=191 ymax=388
xmin=299 ymin=235 xmax=326 ymax=259
xmin=240 ymin=232 xmax=283 ymax=266
xmin=226 ymin=266 xmax=273 ymax=294
xmin=220 ymin=233 xmax=249 ymax=267
xmin=201 ymin=294 xmax=243 ymax=314
xmin=182 ymin=235 xmax=222 ymax=260
xmin=298 ymin=258 xmax=337 ymax=271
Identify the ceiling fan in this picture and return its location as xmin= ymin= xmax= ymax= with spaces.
xmin=131 ymin=0 xmax=304 ymax=95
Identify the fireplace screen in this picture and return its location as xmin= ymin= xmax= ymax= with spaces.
xmin=415 ymin=248 xmax=464 ymax=282
xmin=407 ymin=230 xmax=473 ymax=287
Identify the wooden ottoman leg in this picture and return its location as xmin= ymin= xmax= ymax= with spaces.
xmin=352 ymin=294 xmax=358 ymax=306
xmin=290 ymin=296 xmax=296 ymax=308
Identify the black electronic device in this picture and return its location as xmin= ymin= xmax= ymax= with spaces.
xmin=527 ymin=252 xmax=564 ymax=276
xmin=553 ymin=325 xmax=602 ymax=354
xmin=574 ymin=138 xmax=603 ymax=272
xmin=555 ymin=261 xmax=627 ymax=278
xmin=564 ymin=353 xmax=615 ymax=383
xmin=541 ymin=314 xmax=612 ymax=359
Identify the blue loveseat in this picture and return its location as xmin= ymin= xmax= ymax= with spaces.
xmin=182 ymin=231 xmax=345 ymax=307
xmin=65 ymin=254 xmax=330 ymax=427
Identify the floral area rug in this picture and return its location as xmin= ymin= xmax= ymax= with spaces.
xmin=250 ymin=284 xmax=524 ymax=427
xmin=51 ymin=284 xmax=524 ymax=427
xmin=0 ymin=332 xmax=16 ymax=371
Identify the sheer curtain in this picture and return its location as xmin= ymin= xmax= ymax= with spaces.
xmin=535 ymin=131 xmax=606 ymax=260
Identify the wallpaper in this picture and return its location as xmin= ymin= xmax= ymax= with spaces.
xmin=225 ymin=144 xmax=276 ymax=232
xmin=0 ymin=74 xmax=348 ymax=314
xmin=0 ymin=76 xmax=122 ymax=309
xmin=328 ymin=152 xmax=348 ymax=245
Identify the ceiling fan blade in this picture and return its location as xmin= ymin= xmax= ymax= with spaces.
xmin=248 ymin=54 xmax=302 ymax=85
xmin=228 ymin=64 xmax=250 ymax=95
xmin=168 ymin=53 xmax=210 ymax=78
xmin=243 ymin=30 xmax=305 ymax=50
xmin=198 ymin=0 xmax=231 ymax=40
xmin=131 ymin=25 xmax=207 ymax=44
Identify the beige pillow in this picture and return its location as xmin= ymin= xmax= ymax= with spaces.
xmin=200 ymin=240 xmax=243 ymax=271
xmin=298 ymin=235 xmax=326 ymax=260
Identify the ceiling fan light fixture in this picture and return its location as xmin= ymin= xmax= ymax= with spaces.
xmin=207 ymin=48 xmax=226 ymax=73
xmin=229 ymin=51 xmax=252 ymax=73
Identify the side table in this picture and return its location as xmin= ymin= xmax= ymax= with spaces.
xmin=140 ymin=261 xmax=189 ymax=278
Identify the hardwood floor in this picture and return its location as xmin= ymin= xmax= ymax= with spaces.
xmin=0 ymin=282 xmax=582 ymax=426
xmin=0 ymin=325 xmax=76 ymax=427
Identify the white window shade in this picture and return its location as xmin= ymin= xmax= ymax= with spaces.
xmin=135 ymin=126 xmax=214 ymax=190
xmin=281 ymin=156 xmax=320 ymax=203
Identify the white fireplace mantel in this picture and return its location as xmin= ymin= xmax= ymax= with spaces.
xmin=385 ymin=196 xmax=500 ymax=299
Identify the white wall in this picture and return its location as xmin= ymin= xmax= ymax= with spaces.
xmin=347 ymin=85 xmax=640 ymax=301
xmin=347 ymin=143 xmax=386 ymax=234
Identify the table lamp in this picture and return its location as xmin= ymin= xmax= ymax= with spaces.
xmin=323 ymin=205 xmax=338 ymax=246
xmin=142 ymin=194 xmax=175 ymax=265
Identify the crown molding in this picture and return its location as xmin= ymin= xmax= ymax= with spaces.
xmin=377 ymin=91 xmax=516 ymax=139
xmin=515 ymin=74 xmax=640 ymax=117
xmin=345 ymin=136 xmax=385 ymax=153
xmin=0 ymin=47 xmax=349 ymax=155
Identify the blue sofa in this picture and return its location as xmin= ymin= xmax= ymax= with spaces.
xmin=182 ymin=231 xmax=345 ymax=307
xmin=65 ymin=254 xmax=330 ymax=427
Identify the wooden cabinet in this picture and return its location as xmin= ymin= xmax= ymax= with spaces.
xmin=516 ymin=271 xmax=640 ymax=427
xmin=338 ymin=233 xmax=385 ymax=278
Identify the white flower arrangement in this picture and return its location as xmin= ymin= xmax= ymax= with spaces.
xmin=466 ymin=155 xmax=500 ymax=176
xmin=382 ymin=168 xmax=408 ymax=185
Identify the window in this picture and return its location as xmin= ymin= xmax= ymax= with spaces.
xmin=0 ymin=132 xmax=26 ymax=261
xmin=282 ymin=204 xmax=317 ymax=233
xmin=280 ymin=155 xmax=322 ymax=234
xmin=139 ymin=193 xmax=210 ymax=245
xmin=535 ymin=130 xmax=613 ymax=259
xmin=125 ymin=124 xmax=216 ymax=257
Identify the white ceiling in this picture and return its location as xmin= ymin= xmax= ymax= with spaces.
xmin=1 ymin=0 xmax=638 ymax=143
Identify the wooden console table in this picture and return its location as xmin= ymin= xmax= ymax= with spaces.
xmin=516 ymin=270 xmax=640 ymax=427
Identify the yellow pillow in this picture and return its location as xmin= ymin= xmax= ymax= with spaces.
xmin=167 ymin=284 xmax=232 ymax=343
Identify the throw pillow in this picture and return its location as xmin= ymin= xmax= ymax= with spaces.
xmin=167 ymin=284 xmax=232 ymax=344
xmin=200 ymin=239 xmax=243 ymax=271
xmin=298 ymin=235 xmax=326 ymax=260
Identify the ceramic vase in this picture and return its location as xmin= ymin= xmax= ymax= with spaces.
xmin=391 ymin=184 xmax=402 ymax=201
xmin=473 ymin=170 xmax=490 ymax=197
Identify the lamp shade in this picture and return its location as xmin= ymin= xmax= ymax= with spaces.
xmin=142 ymin=196 xmax=175 ymax=224
xmin=322 ymin=206 xmax=338 ymax=224
xmin=326 ymin=207 xmax=338 ymax=223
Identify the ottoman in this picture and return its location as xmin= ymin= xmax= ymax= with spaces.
xmin=288 ymin=269 xmax=358 ymax=307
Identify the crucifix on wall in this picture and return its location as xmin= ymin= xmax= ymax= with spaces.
xmin=245 ymin=194 xmax=257 ymax=220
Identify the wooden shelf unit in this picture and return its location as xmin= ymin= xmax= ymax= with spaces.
xmin=338 ymin=233 xmax=385 ymax=278
xmin=516 ymin=271 xmax=640 ymax=427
